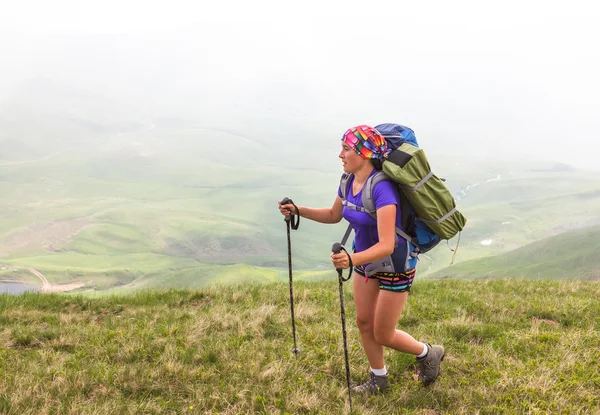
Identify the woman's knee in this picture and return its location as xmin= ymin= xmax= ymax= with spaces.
xmin=355 ymin=315 xmax=374 ymax=334
xmin=373 ymin=327 xmax=395 ymax=346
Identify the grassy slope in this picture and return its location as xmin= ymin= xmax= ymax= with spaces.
xmin=424 ymin=169 xmax=600 ymax=276
xmin=433 ymin=225 xmax=600 ymax=279
xmin=0 ymin=279 xmax=599 ymax=414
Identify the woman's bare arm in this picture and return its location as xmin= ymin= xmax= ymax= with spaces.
xmin=279 ymin=196 xmax=344 ymax=224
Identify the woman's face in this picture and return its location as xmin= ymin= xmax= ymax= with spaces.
xmin=339 ymin=142 xmax=367 ymax=173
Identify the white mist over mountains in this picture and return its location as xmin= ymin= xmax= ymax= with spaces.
xmin=1 ymin=1 xmax=599 ymax=170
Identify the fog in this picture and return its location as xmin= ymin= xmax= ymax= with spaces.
xmin=1 ymin=0 xmax=599 ymax=169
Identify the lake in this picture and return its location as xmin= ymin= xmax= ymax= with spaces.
xmin=0 ymin=282 xmax=40 ymax=294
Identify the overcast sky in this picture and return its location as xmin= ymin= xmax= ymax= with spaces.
xmin=1 ymin=0 xmax=599 ymax=169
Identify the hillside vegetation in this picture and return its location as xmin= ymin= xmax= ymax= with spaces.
xmin=1 ymin=279 xmax=599 ymax=414
xmin=433 ymin=224 xmax=600 ymax=279
xmin=2 ymin=80 xmax=600 ymax=291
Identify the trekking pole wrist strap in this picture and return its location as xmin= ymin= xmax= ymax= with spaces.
xmin=337 ymin=246 xmax=353 ymax=282
xmin=290 ymin=202 xmax=300 ymax=230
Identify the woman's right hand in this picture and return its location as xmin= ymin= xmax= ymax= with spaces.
xmin=278 ymin=200 xmax=297 ymax=216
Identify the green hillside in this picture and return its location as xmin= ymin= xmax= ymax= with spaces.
xmin=1 ymin=279 xmax=599 ymax=414
xmin=3 ymin=80 xmax=600 ymax=291
xmin=432 ymin=225 xmax=600 ymax=279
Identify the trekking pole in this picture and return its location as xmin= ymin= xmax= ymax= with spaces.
xmin=332 ymin=242 xmax=353 ymax=412
xmin=281 ymin=197 xmax=300 ymax=356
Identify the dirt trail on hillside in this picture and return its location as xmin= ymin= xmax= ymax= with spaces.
xmin=18 ymin=267 xmax=85 ymax=293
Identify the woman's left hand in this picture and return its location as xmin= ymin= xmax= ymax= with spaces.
xmin=331 ymin=252 xmax=351 ymax=269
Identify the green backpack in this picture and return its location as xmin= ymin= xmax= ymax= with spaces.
xmin=339 ymin=123 xmax=466 ymax=256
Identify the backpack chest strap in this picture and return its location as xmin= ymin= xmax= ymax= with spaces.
xmin=341 ymin=199 xmax=372 ymax=214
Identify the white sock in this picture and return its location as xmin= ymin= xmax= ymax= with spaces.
xmin=416 ymin=343 xmax=428 ymax=359
xmin=370 ymin=366 xmax=387 ymax=376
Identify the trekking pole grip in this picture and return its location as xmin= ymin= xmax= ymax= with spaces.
xmin=332 ymin=243 xmax=353 ymax=282
xmin=281 ymin=197 xmax=300 ymax=230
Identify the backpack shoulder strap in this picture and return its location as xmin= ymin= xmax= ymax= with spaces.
xmin=339 ymin=172 xmax=372 ymax=215
xmin=339 ymin=170 xmax=417 ymax=250
xmin=339 ymin=173 xmax=351 ymax=201
xmin=361 ymin=171 xmax=388 ymax=219
xmin=364 ymin=170 xmax=418 ymax=248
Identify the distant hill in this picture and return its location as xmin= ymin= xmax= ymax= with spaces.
xmin=2 ymin=76 xmax=600 ymax=291
xmin=432 ymin=225 xmax=600 ymax=279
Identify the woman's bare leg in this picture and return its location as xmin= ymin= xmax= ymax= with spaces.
xmin=372 ymin=290 xmax=425 ymax=355
xmin=353 ymin=276 xmax=385 ymax=369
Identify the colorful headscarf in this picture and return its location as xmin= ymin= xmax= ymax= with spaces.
xmin=341 ymin=125 xmax=389 ymax=160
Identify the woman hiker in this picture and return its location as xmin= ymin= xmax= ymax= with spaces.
xmin=278 ymin=124 xmax=444 ymax=393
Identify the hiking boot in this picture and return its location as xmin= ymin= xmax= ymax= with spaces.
xmin=351 ymin=371 xmax=390 ymax=394
xmin=417 ymin=344 xmax=445 ymax=386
